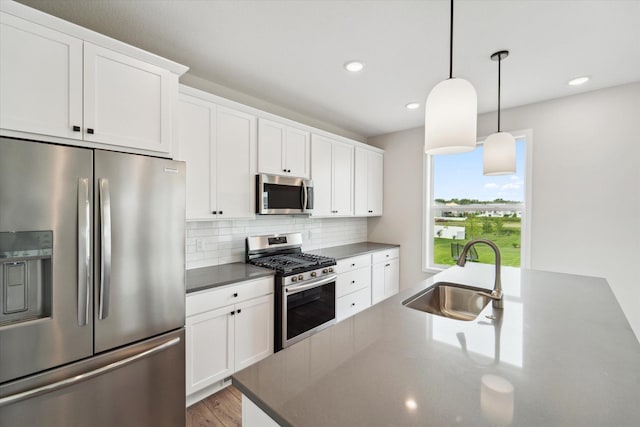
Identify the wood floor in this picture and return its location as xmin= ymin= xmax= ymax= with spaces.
xmin=186 ymin=386 xmax=242 ymax=427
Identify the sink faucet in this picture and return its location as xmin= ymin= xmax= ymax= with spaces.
xmin=456 ymin=239 xmax=503 ymax=308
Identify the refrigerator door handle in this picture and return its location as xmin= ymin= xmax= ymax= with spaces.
xmin=0 ymin=336 xmax=181 ymax=407
xmin=98 ymin=178 xmax=112 ymax=320
xmin=77 ymin=178 xmax=91 ymax=326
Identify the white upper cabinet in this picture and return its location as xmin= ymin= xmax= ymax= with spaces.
xmin=311 ymin=134 xmax=353 ymax=217
xmin=178 ymin=90 xmax=257 ymax=220
xmin=258 ymin=118 xmax=310 ymax=178
xmin=354 ymin=147 xmax=384 ymax=216
xmin=0 ymin=5 xmax=186 ymax=157
xmin=0 ymin=12 xmax=83 ymax=140
xmin=83 ymin=43 xmax=174 ymax=153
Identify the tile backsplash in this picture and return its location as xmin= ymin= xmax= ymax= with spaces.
xmin=186 ymin=216 xmax=368 ymax=270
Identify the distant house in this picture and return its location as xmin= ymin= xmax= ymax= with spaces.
xmin=434 ymin=225 xmax=466 ymax=240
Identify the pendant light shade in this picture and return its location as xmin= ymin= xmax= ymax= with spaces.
xmin=425 ymin=78 xmax=477 ymax=154
xmin=483 ymin=131 xmax=516 ymax=175
xmin=483 ymin=50 xmax=516 ymax=175
xmin=424 ymin=0 xmax=478 ymax=155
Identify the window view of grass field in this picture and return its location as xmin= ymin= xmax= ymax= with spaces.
xmin=431 ymin=140 xmax=526 ymax=268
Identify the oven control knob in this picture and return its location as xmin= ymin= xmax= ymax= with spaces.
xmin=298 ymin=274 xmax=304 ymax=281
xmin=328 ymin=268 xmax=334 ymax=273
xmin=322 ymin=269 xmax=328 ymax=274
xmin=291 ymin=276 xmax=298 ymax=282
xmin=310 ymin=271 xmax=317 ymax=277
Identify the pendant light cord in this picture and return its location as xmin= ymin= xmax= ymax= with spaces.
xmin=449 ymin=0 xmax=454 ymax=79
xmin=497 ymin=55 xmax=501 ymax=132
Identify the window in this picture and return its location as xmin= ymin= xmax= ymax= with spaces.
xmin=423 ymin=131 xmax=531 ymax=272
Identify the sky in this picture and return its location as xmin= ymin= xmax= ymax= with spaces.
xmin=433 ymin=139 xmax=526 ymax=202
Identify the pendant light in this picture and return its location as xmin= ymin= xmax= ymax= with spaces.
xmin=424 ymin=0 xmax=477 ymax=155
xmin=483 ymin=50 xmax=516 ymax=175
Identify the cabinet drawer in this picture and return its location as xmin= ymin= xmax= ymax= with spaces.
xmin=336 ymin=267 xmax=371 ymax=298
xmin=336 ymin=286 xmax=371 ymax=322
xmin=187 ymin=277 xmax=273 ymax=316
xmin=336 ymin=254 xmax=371 ymax=274
xmin=372 ymin=247 xmax=399 ymax=264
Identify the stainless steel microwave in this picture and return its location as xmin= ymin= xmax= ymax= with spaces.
xmin=256 ymin=174 xmax=313 ymax=215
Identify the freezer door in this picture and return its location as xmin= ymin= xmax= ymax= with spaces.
xmin=0 ymin=329 xmax=185 ymax=427
xmin=94 ymin=150 xmax=185 ymax=353
xmin=0 ymin=138 xmax=93 ymax=384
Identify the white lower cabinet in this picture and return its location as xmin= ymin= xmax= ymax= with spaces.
xmin=371 ymin=248 xmax=400 ymax=304
xmin=335 ymin=255 xmax=372 ymax=322
xmin=185 ymin=277 xmax=273 ymax=405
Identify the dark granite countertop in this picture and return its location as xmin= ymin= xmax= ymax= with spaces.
xmin=233 ymin=263 xmax=640 ymax=426
xmin=307 ymin=242 xmax=399 ymax=260
xmin=186 ymin=262 xmax=274 ymax=294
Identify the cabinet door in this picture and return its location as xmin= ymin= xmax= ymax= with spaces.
xmin=285 ymin=127 xmax=310 ymax=178
xmin=177 ymin=94 xmax=216 ymax=219
xmin=354 ymin=147 xmax=369 ymax=215
xmin=258 ymin=119 xmax=285 ymax=175
xmin=84 ymin=43 xmax=173 ymax=154
xmin=185 ymin=306 xmax=235 ymax=395
xmin=310 ymin=135 xmax=333 ymax=217
xmin=384 ymin=258 xmax=400 ymax=298
xmin=371 ymin=263 xmax=385 ymax=305
xmin=332 ymin=141 xmax=354 ymax=216
xmin=234 ymin=294 xmax=274 ymax=372
xmin=368 ymin=151 xmax=384 ymax=215
xmin=215 ymin=106 xmax=257 ymax=218
xmin=0 ymin=13 xmax=83 ymax=139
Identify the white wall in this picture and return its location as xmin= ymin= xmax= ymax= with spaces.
xmin=368 ymin=82 xmax=640 ymax=340
xmin=367 ymin=127 xmax=432 ymax=287
xmin=186 ymin=217 xmax=368 ymax=269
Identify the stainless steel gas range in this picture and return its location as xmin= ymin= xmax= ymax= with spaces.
xmin=246 ymin=233 xmax=336 ymax=351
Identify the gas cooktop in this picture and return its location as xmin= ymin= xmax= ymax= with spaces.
xmin=245 ymin=233 xmax=336 ymax=276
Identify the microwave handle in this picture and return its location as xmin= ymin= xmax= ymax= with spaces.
xmin=301 ymin=181 xmax=308 ymax=213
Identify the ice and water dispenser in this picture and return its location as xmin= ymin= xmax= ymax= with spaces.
xmin=0 ymin=231 xmax=52 ymax=326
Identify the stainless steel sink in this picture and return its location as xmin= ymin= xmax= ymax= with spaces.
xmin=402 ymin=282 xmax=493 ymax=321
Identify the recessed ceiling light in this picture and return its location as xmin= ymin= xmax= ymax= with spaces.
xmin=344 ymin=61 xmax=364 ymax=73
xmin=568 ymin=76 xmax=590 ymax=86
xmin=405 ymin=102 xmax=420 ymax=110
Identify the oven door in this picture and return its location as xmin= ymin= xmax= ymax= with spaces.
xmin=257 ymin=174 xmax=313 ymax=214
xmin=282 ymin=275 xmax=336 ymax=349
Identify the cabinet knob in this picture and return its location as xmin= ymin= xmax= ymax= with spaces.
xmin=283 ymin=169 xmax=287 ymax=172
xmin=237 ymin=309 xmax=242 ymax=314
xmin=288 ymin=169 xmax=292 ymax=173
xmin=368 ymin=210 xmax=373 ymax=213
xmin=87 ymin=128 xmax=94 ymax=134
xmin=385 ymin=263 xmax=390 ymax=267
xmin=212 ymin=211 xmax=217 ymax=215
xmin=72 ymin=125 xmax=81 ymax=132
xmin=351 ymin=280 xmax=355 ymax=284
xmin=351 ymin=263 xmax=355 ymax=267
xmin=233 ymin=293 xmax=238 ymax=298
xmin=351 ymin=303 xmax=355 ymax=307
xmin=219 ymin=211 xmax=223 ymax=215
xmin=230 ymin=311 xmax=235 ymax=316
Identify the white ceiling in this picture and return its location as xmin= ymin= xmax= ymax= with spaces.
xmin=14 ymin=0 xmax=640 ymax=138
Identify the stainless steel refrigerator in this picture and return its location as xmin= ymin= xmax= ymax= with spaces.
xmin=0 ymin=137 xmax=186 ymax=426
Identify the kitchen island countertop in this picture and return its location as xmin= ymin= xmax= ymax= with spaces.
xmin=233 ymin=263 xmax=640 ymax=426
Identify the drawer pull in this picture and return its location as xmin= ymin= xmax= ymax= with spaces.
xmin=351 ymin=280 xmax=355 ymax=284
xmin=351 ymin=263 xmax=355 ymax=267
xmin=233 ymin=293 xmax=238 ymax=297
xmin=351 ymin=303 xmax=355 ymax=307
xmin=385 ymin=264 xmax=390 ymax=267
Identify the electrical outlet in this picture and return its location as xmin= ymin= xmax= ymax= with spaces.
xmin=196 ymin=239 xmax=204 ymax=252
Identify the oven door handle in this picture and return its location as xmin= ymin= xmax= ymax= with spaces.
xmin=285 ymin=274 xmax=337 ymax=295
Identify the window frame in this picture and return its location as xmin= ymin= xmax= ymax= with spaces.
xmin=422 ymin=128 xmax=533 ymax=273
